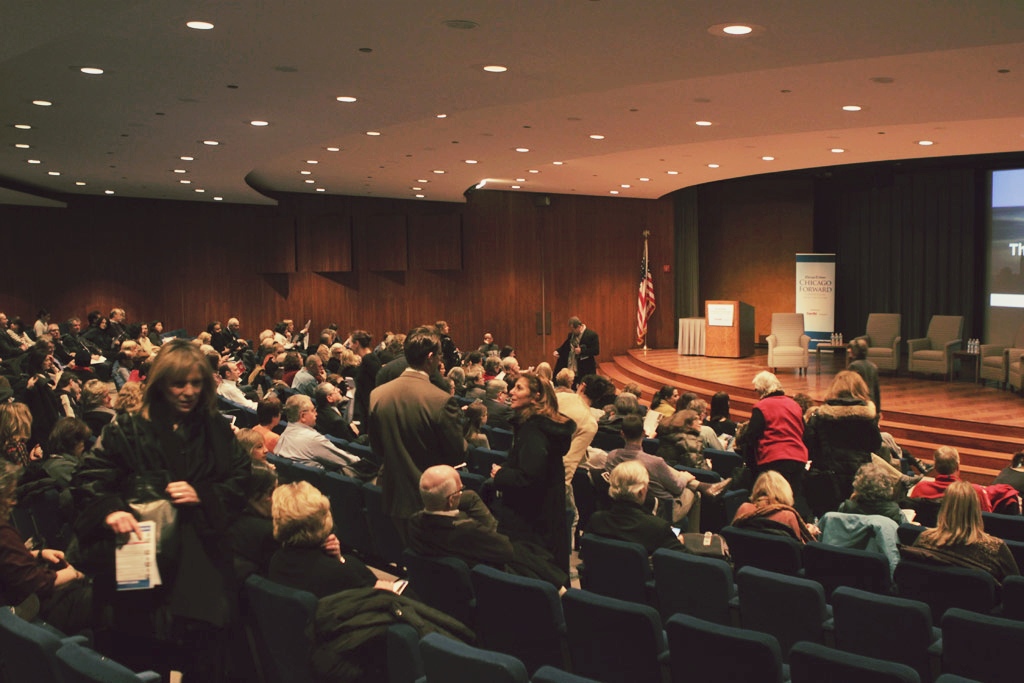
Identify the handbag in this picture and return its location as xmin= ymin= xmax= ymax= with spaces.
xmin=679 ymin=531 xmax=730 ymax=559
xmin=126 ymin=472 xmax=178 ymax=558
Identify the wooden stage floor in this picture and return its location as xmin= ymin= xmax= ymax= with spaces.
xmin=633 ymin=347 xmax=1024 ymax=430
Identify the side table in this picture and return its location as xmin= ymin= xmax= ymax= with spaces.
xmin=952 ymin=350 xmax=980 ymax=383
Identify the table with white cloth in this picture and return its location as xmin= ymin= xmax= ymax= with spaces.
xmin=678 ymin=318 xmax=706 ymax=355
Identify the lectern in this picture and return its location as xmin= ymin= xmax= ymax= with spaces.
xmin=705 ymin=301 xmax=755 ymax=358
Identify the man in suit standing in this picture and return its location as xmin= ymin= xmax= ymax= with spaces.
xmin=553 ymin=316 xmax=599 ymax=385
xmin=369 ymin=327 xmax=466 ymax=541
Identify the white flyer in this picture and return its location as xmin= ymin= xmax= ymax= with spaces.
xmin=115 ymin=520 xmax=162 ymax=591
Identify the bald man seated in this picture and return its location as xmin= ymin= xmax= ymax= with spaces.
xmin=407 ymin=465 xmax=567 ymax=588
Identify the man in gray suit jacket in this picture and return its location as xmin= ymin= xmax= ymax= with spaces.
xmin=368 ymin=326 xmax=467 ymax=541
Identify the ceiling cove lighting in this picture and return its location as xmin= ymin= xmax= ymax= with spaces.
xmin=186 ymin=21 xmax=214 ymax=30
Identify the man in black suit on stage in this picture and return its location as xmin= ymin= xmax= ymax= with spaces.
xmin=554 ymin=316 xmax=599 ymax=385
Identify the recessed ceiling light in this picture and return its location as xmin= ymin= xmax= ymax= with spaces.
xmin=589 ymin=134 xmax=605 ymax=140
xmin=335 ymin=96 xmax=357 ymax=103
xmin=14 ymin=143 xmax=29 ymax=149
xmin=326 ymin=147 xmax=340 ymax=152
xmin=515 ymin=147 xmax=529 ymax=152
xmin=180 ymin=156 xmax=194 ymax=161
xmin=180 ymin=179 xmax=191 ymax=184
xmin=32 ymin=100 xmax=52 ymax=107
xmin=436 ymin=114 xmax=448 ymax=119
xmin=366 ymin=131 xmax=381 ymax=136
xmin=553 ymin=161 xmax=564 ymax=166
xmin=306 ymin=160 xmax=318 ymax=164
xmin=483 ymin=65 xmax=508 ymax=73
xmin=173 ymin=169 xmax=187 ymax=173
xmin=305 ymin=179 xmax=315 ymax=184
xmin=610 ymin=190 xmax=619 ymax=195
xmin=842 ymin=105 xmax=862 ymax=112
xmin=203 ymin=140 xmax=219 ymax=146
xmin=412 ymin=186 xmax=422 ymax=191
xmin=48 ymin=171 xmax=60 ymax=176
xmin=315 ymin=188 xmax=325 ymax=192
xmin=14 ymin=124 xmax=31 ymax=129
xmin=831 ymin=148 xmax=845 ymax=153
xmin=415 ymin=194 xmax=425 ymax=198
xmin=708 ymin=23 xmax=763 ymax=37
xmin=75 ymin=181 xmax=86 ymax=186
xmin=917 ymin=140 xmax=934 ymax=146
xmin=762 ymin=156 xmax=775 ymax=161
xmin=300 ymin=170 xmax=311 ymax=175
xmin=707 ymin=163 xmax=720 ymax=168
xmin=639 ymin=177 xmax=650 ymax=182
xmin=667 ymin=170 xmax=679 ymax=175
xmin=214 ymin=196 xmax=223 ymax=201
xmin=695 ymin=121 xmax=713 ymax=127
xmin=620 ymin=184 xmax=631 ymax=188
xmin=464 ymin=159 xmax=478 ymax=164
xmin=511 ymin=185 xmax=521 ymax=189
xmin=529 ymin=169 xmax=539 ymax=174
xmin=250 ymin=120 xmax=269 ymax=126
xmin=433 ymin=169 xmax=445 ymax=174
xmin=104 ymin=190 xmax=114 ymax=195
xmin=195 ymin=188 xmax=205 ymax=193
xmin=80 ymin=67 xmax=104 ymax=75
xmin=186 ymin=21 xmax=214 ymax=30
xmin=27 ymin=159 xmax=41 ymax=164
xmin=516 ymin=178 xmax=526 ymax=182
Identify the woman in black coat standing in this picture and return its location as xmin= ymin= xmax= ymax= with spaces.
xmin=491 ymin=373 xmax=575 ymax=575
xmin=74 ymin=339 xmax=251 ymax=681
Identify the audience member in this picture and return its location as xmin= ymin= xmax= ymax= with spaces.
xmin=482 ymin=379 xmax=514 ymax=431
xmin=478 ymin=332 xmax=500 ymax=356
xmin=276 ymin=395 xmax=366 ymax=473
xmin=588 ymin=461 xmax=687 ymax=554
xmin=113 ymin=381 xmax=144 ymax=416
xmin=732 ymin=470 xmax=819 ymax=543
xmin=252 ymin=397 xmax=282 ymax=454
xmin=463 ymin=401 xmax=489 ymax=449
xmin=291 ymin=354 xmax=325 ymax=398
xmin=350 ymin=330 xmax=380 ymax=423
xmin=847 ymin=338 xmax=882 ymax=411
xmin=656 ymin=409 xmax=710 ymax=469
xmin=910 ymin=446 xmax=1004 ymax=512
xmin=904 ymin=480 xmax=1020 ymax=583
xmin=837 ymin=461 xmax=908 ymax=525
xmin=314 ymin=381 xmax=358 ymax=441
xmin=992 ymin=450 xmax=1024 ymax=492
xmin=650 ymin=385 xmax=678 ymax=418
xmin=217 ymin=361 xmax=257 ymax=409
xmin=80 ymin=379 xmax=116 ymax=437
xmin=684 ymin=398 xmax=725 ymax=451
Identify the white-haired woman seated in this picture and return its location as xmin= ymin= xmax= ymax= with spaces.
xmin=269 ymin=481 xmax=392 ymax=597
xmin=587 ymin=461 xmax=686 ymax=554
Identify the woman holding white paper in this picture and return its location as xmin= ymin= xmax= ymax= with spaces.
xmin=74 ymin=339 xmax=251 ymax=681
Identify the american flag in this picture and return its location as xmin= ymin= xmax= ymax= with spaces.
xmin=636 ymin=232 xmax=656 ymax=346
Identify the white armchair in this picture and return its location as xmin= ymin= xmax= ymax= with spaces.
xmin=767 ymin=313 xmax=810 ymax=374
xmin=907 ymin=315 xmax=963 ymax=378
xmin=853 ymin=313 xmax=901 ymax=373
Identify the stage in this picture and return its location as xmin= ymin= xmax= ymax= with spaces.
xmin=599 ymin=348 xmax=1024 ymax=483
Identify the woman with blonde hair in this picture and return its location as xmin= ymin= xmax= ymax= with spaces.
xmin=113 ymin=381 xmax=144 ymax=415
xmin=0 ymin=402 xmax=40 ymax=467
xmin=732 ymin=470 xmax=819 ymax=543
xmin=803 ymin=370 xmax=882 ymax=516
xmin=905 ymin=480 xmax=1019 ymax=582
xmin=492 ymin=372 xmax=575 ymax=574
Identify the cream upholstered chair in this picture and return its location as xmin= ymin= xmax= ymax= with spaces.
xmin=767 ymin=313 xmax=810 ymax=374
xmin=906 ymin=315 xmax=963 ymax=378
xmin=853 ymin=313 xmax=901 ymax=373
xmin=980 ymin=323 xmax=1024 ymax=389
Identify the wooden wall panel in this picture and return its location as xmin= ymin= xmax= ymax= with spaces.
xmin=304 ymin=213 xmax=352 ymax=272
xmin=697 ymin=177 xmax=815 ymax=341
xmin=358 ymin=214 xmax=407 ymax=271
xmin=409 ymin=213 xmax=462 ymax=270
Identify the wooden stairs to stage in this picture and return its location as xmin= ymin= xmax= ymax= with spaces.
xmin=600 ymin=350 xmax=1024 ymax=485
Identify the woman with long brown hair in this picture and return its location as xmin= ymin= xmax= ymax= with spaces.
xmin=491 ymin=372 xmax=575 ymax=574
xmin=906 ymin=480 xmax=1019 ymax=582
xmin=74 ymin=339 xmax=251 ymax=680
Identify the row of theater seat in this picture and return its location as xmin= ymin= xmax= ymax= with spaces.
xmin=245 ymin=560 xmax=1017 ymax=683
xmin=0 ymin=608 xmax=159 ymax=682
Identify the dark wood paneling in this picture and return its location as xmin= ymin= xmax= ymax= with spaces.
xmin=304 ymin=213 xmax=352 ymax=272
xmin=409 ymin=213 xmax=462 ymax=270
xmin=358 ymin=214 xmax=408 ymax=271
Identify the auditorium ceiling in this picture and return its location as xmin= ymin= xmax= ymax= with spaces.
xmin=1 ymin=0 xmax=1023 ymax=206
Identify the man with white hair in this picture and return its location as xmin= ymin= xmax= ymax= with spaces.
xmin=587 ymin=461 xmax=687 ymax=554
xmin=276 ymin=394 xmax=370 ymax=474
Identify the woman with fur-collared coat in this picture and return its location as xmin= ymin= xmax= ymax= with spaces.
xmin=803 ymin=371 xmax=881 ymax=515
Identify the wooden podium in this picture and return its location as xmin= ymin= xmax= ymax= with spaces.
xmin=705 ymin=301 xmax=755 ymax=358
